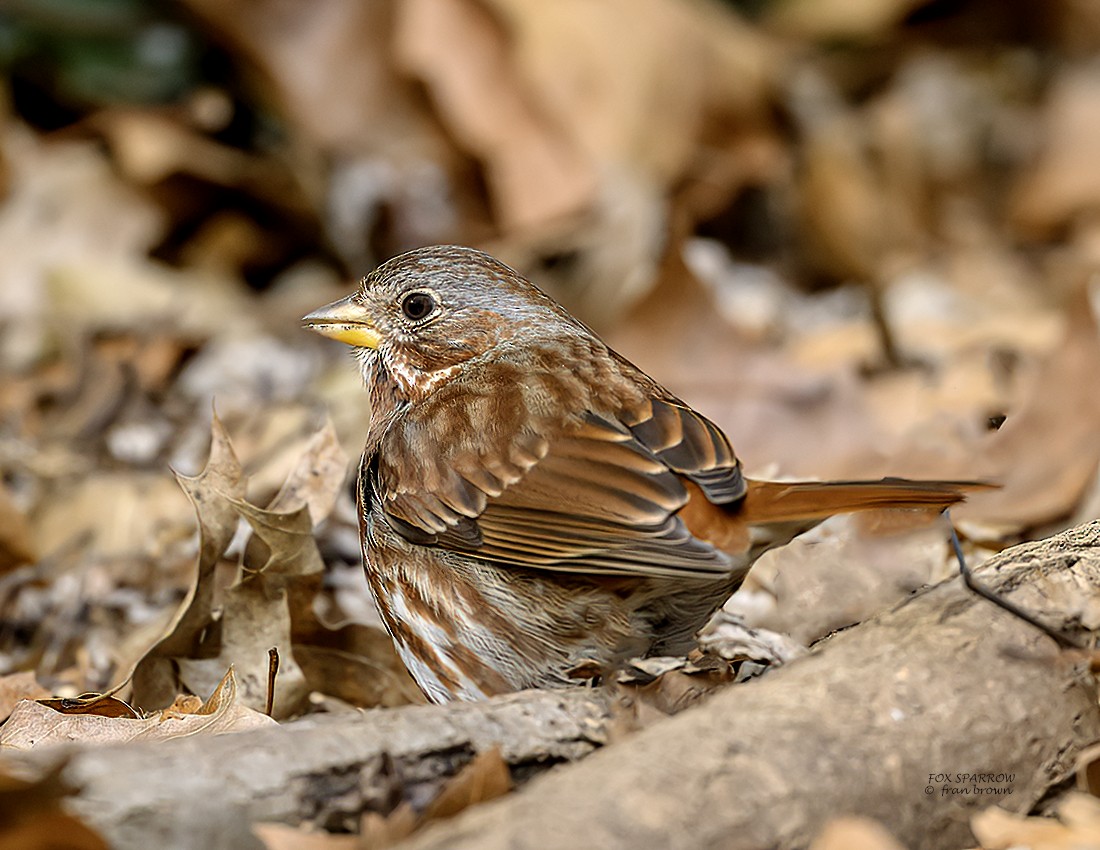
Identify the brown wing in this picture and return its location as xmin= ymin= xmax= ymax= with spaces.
xmin=375 ymin=390 xmax=747 ymax=580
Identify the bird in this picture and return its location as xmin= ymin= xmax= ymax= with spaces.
xmin=304 ymin=245 xmax=974 ymax=704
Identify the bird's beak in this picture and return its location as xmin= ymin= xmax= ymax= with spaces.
xmin=302 ymin=295 xmax=383 ymax=349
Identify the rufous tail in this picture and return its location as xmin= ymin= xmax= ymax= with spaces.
xmin=680 ymin=477 xmax=990 ymax=560
xmin=733 ymin=477 xmax=988 ymax=559
xmin=740 ymin=477 xmax=982 ymax=524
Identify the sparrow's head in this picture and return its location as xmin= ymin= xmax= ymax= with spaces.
xmin=303 ymin=246 xmax=581 ymax=399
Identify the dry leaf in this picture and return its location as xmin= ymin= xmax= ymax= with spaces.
xmin=423 ymin=746 xmax=512 ymax=820
xmin=130 ymin=413 xmax=247 ymax=710
xmin=0 ymin=668 xmax=273 ymax=750
xmin=809 ymin=816 xmax=907 ymax=850
xmin=1011 ymin=65 xmax=1100 ymax=238
xmin=696 ymin=611 xmax=809 ymax=665
xmin=958 ymin=291 xmax=1100 ymax=530
xmin=0 ymin=672 xmax=50 ymax=723
xmin=395 ymin=0 xmax=597 ymax=231
xmin=972 ymin=794 xmax=1100 ymax=850
xmin=265 ymin=418 xmax=349 ymax=524
xmin=176 ymin=577 xmax=309 ymax=717
xmin=36 ymin=693 xmax=139 ymax=719
xmin=0 ymin=765 xmax=109 ymax=850
xmin=253 ymin=823 xmax=359 ymax=850
xmin=360 ymin=803 xmax=419 ymax=850
xmin=0 ymin=481 xmax=35 ymax=572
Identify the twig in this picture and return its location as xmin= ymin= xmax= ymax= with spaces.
xmin=946 ymin=510 xmax=1085 ymax=650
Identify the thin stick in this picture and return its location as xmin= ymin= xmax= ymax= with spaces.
xmin=265 ymin=647 xmax=280 ymax=717
xmin=946 ymin=511 xmax=1084 ymax=650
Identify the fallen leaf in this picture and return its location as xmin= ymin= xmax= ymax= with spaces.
xmin=176 ymin=577 xmax=309 ymax=717
xmin=1011 ymin=65 xmax=1100 ymax=238
xmin=423 ymin=746 xmax=512 ymax=820
xmin=265 ymin=418 xmax=349 ymax=524
xmin=0 ymin=668 xmax=274 ymax=750
xmin=130 ymin=413 xmax=247 ymax=710
xmin=0 ymin=765 xmax=109 ymax=850
xmin=972 ymin=793 xmax=1100 ymax=850
xmin=0 ymin=481 xmax=35 ymax=572
xmin=254 ymin=823 xmax=359 ymax=850
xmin=809 ymin=816 xmax=907 ymax=850
xmin=957 ymin=291 xmax=1100 ymax=530
xmin=0 ymin=672 xmax=50 ymax=722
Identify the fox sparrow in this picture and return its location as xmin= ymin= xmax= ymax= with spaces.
xmin=305 ymin=246 xmax=970 ymax=704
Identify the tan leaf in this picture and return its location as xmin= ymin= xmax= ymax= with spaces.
xmin=809 ymin=816 xmax=907 ymax=850
xmin=0 ymin=765 xmax=109 ymax=850
xmin=177 ymin=578 xmax=309 ymax=718
xmin=0 ymin=672 xmax=49 ymax=723
xmin=130 ymin=413 xmax=246 ymax=710
xmin=396 ymin=0 xmax=773 ymax=234
xmin=1011 ymin=66 xmax=1100 ymax=238
xmin=957 ymin=292 xmax=1100 ymax=530
xmin=36 ymin=693 xmax=139 ymax=719
xmin=0 ymin=482 xmax=34 ymax=572
xmin=0 ymin=668 xmax=274 ymax=750
xmin=234 ymin=500 xmax=325 ymax=578
xmin=265 ymin=418 xmax=349 ymax=524
xmin=972 ymin=793 xmax=1100 ymax=850
xmin=766 ymin=0 xmax=929 ymax=39
xmin=254 ymin=823 xmax=359 ymax=850
xmin=423 ymin=746 xmax=512 ymax=820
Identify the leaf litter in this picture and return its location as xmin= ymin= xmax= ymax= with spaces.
xmin=2 ymin=0 xmax=1100 ymax=844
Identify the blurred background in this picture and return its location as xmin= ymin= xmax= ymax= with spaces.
xmin=1 ymin=0 xmax=1098 ymax=706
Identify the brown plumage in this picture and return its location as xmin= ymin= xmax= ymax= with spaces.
xmin=304 ymin=246 xmax=975 ymax=704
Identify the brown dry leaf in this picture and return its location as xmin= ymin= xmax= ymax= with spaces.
xmin=235 ymin=500 xmax=325 ymax=578
xmin=0 ymin=481 xmax=35 ymax=572
xmin=972 ymin=793 xmax=1100 ymax=850
xmin=809 ymin=816 xmax=907 ymax=850
xmin=399 ymin=0 xmax=773 ymax=228
xmin=357 ymin=749 xmax=511 ymax=849
xmin=36 ymin=693 xmax=139 ymax=719
xmin=176 ymin=576 xmax=309 ymax=718
xmin=696 ymin=612 xmax=809 ymax=666
xmin=130 ymin=413 xmax=246 ymax=710
xmin=766 ymin=0 xmax=929 ymax=39
xmin=360 ymin=804 xmax=420 ymax=850
xmin=957 ymin=292 xmax=1100 ymax=531
xmin=0 ymin=668 xmax=273 ymax=750
xmin=265 ymin=418 xmax=349 ymax=523
xmin=423 ymin=746 xmax=512 ymax=820
xmin=797 ymin=117 xmax=889 ymax=282
xmin=1011 ymin=65 xmax=1100 ymax=238
xmin=0 ymin=130 xmax=165 ymax=325
xmin=0 ymin=672 xmax=50 ymax=722
xmin=294 ymin=629 xmax=424 ymax=709
xmin=614 ymin=663 xmax=734 ymax=717
xmin=132 ymin=416 xmax=348 ymax=716
xmin=30 ymin=472 xmax=190 ymax=565
xmin=253 ymin=823 xmax=359 ymax=850
xmin=395 ymin=0 xmax=597 ymax=231
xmin=179 ymin=0 xmax=443 ymax=157
xmin=0 ymin=765 xmax=109 ymax=850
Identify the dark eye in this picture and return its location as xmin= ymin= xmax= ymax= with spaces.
xmin=401 ymin=291 xmax=436 ymax=321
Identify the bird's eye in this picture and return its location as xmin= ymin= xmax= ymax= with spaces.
xmin=401 ymin=291 xmax=436 ymax=321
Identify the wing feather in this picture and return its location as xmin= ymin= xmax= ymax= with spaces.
xmin=375 ymin=371 xmax=745 ymax=579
